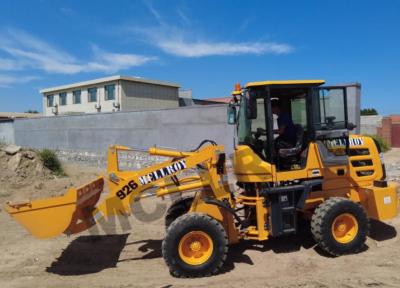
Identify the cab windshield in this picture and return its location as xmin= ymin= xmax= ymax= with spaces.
xmin=236 ymin=87 xmax=310 ymax=161
xmin=237 ymin=89 xmax=268 ymax=159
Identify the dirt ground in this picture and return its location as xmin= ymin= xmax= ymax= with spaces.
xmin=1 ymin=149 xmax=400 ymax=288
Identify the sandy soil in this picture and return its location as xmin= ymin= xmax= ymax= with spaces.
xmin=1 ymin=149 xmax=400 ymax=288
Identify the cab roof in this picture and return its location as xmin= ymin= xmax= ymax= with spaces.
xmin=245 ymin=80 xmax=325 ymax=88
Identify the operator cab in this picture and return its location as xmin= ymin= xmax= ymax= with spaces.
xmin=228 ymin=80 xmax=351 ymax=171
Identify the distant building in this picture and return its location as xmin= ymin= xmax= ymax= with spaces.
xmin=0 ymin=112 xmax=41 ymax=121
xmin=178 ymin=89 xmax=232 ymax=106
xmin=40 ymin=75 xmax=181 ymax=116
xmin=178 ymin=89 xmax=195 ymax=106
xmin=187 ymin=98 xmax=230 ymax=105
xmin=202 ymin=97 xmax=232 ymax=104
xmin=361 ymin=114 xmax=400 ymax=148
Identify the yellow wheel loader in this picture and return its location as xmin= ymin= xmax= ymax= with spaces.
xmin=5 ymin=80 xmax=399 ymax=278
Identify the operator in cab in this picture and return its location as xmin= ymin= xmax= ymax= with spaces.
xmin=271 ymin=99 xmax=297 ymax=149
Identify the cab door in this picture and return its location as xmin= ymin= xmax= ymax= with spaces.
xmin=310 ymin=86 xmax=350 ymax=167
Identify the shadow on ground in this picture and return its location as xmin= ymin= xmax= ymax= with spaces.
xmin=222 ymin=223 xmax=317 ymax=273
xmin=46 ymin=234 xmax=129 ymax=275
xmin=119 ymin=230 xmax=318 ymax=275
xmin=119 ymin=239 xmax=163 ymax=261
xmin=369 ymin=219 xmax=397 ymax=241
xmin=46 ymin=220 xmax=397 ymax=276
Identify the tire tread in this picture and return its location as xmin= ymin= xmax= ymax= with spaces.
xmin=311 ymin=197 xmax=369 ymax=256
xmin=162 ymin=212 xmax=228 ymax=278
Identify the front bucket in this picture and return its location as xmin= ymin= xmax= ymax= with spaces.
xmin=5 ymin=177 xmax=104 ymax=239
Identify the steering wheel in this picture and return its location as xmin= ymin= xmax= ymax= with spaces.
xmin=326 ymin=116 xmax=336 ymax=129
xmin=251 ymin=128 xmax=266 ymax=139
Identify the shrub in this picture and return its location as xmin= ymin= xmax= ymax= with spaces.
xmin=368 ymin=134 xmax=391 ymax=152
xmin=38 ymin=149 xmax=66 ymax=176
xmin=361 ymin=108 xmax=378 ymax=116
xmin=24 ymin=110 xmax=39 ymax=114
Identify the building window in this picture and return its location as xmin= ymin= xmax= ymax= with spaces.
xmin=59 ymin=92 xmax=67 ymax=106
xmin=73 ymin=90 xmax=81 ymax=104
xmin=47 ymin=94 xmax=54 ymax=107
xmin=88 ymin=87 xmax=97 ymax=102
xmin=105 ymin=84 xmax=115 ymax=101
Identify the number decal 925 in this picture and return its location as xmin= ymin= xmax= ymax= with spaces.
xmin=116 ymin=180 xmax=138 ymax=200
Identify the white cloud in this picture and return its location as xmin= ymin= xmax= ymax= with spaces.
xmin=157 ymin=39 xmax=293 ymax=57
xmin=0 ymin=58 xmax=22 ymax=70
xmin=60 ymin=7 xmax=76 ymax=16
xmin=142 ymin=0 xmax=164 ymax=25
xmin=0 ymin=74 xmax=39 ymax=87
xmin=134 ymin=26 xmax=293 ymax=58
xmin=0 ymin=28 xmax=155 ymax=75
xmin=138 ymin=3 xmax=293 ymax=58
xmin=176 ymin=8 xmax=190 ymax=26
xmin=87 ymin=45 xmax=157 ymax=73
xmin=0 ymin=29 xmax=81 ymax=74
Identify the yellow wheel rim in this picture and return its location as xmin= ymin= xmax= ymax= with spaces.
xmin=178 ymin=231 xmax=213 ymax=265
xmin=331 ymin=213 xmax=359 ymax=244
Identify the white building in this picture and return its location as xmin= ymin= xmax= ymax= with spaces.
xmin=40 ymin=75 xmax=180 ymax=116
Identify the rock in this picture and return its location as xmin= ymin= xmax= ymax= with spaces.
xmin=34 ymin=182 xmax=44 ymax=190
xmin=35 ymin=162 xmax=44 ymax=174
xmin=3 ymin=145 xmax=21 ymax=155
xmin=23 ymin=151 xmax=35 ymax=160
xmin=7 ymin=153 xmax=22 ymax=171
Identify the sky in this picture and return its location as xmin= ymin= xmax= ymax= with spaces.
xmin=0 ymin=0 xmax=399 ymax=114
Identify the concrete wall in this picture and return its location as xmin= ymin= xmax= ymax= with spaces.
xmin=14 ymin=105 xmax=234 ymax=153
xmin=121 ymin=81 xmax=179 ymax=111
xmin=55 ymin=148 xmax=169 ymax=169
xmin=360 ymin=115 xmax=383 ymax=135
xmin=0 ymin=121 xmax=15 ymax=144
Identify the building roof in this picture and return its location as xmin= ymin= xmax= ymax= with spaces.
xmin=390 ymin=115 xmax=400 ymax=123
xmin=40 ymin=75 xmax=181 ymax=94
xmin=203 ymin=97 xmax=232 ymax=104
xmin=0 ymin=112 xmax=41 ymax=119
xmin=245 ymin=79 xmax=325 ymax=88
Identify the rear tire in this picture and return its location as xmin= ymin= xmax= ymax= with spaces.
xmin=311 ymin=197 xmax=369 ymax=256
xmin=165 ymin=197 xmax=194 ymax=229
xmin=162 ymin=213 xmax=228 ymax=278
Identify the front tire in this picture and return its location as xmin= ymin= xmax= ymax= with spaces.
xmin=311 ymin=197 xmax=369 ymax=256
xmin=162 ymin=213 xmax=228 ymax=278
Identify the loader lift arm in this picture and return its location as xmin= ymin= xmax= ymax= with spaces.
xmin=5 ymin=143 xmax=233 ymax=239
xmin=87 ymin=144 xmax=232 ymax=232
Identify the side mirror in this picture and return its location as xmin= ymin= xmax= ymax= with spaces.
xmin=325 ymin=116 xmax=336 ymax=129
xmin=227 ymin=105 xmax=237 ymax=125
xmin=347 ymin=122 xmax=357 ymax=131
xmin=246 ymin=90 xmax=257 ymax=119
